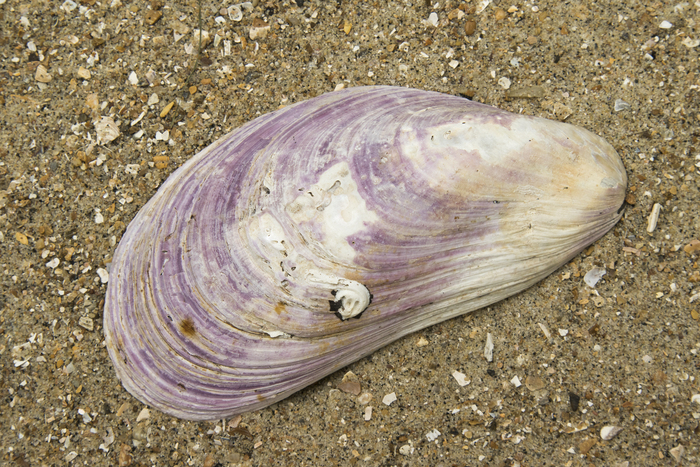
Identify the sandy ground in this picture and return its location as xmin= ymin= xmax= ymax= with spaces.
xmin=1 ymin=0 xmax=700 ymax=466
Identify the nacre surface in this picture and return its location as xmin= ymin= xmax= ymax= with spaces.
xmin=104 ymin=86 xmax=626 ymax=420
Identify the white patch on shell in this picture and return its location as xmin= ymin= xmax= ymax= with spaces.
xmin=402 ymin=117 xmax=544 ymax=175
xmin=247 ymin=211 xmax=371 ymax=320
xmin=286 ymin=161 xmax=378 ymax=263
xmin=255 ymin=212 xmax=287 ymax=252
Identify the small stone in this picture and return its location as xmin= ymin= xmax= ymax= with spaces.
xmin=494 ymin=9 xmax=507 ymax=20
xmin=659 ymin=20 xmax=672 ymax=29
xmin=670 ymin=445 xmax=684 ymax=462
xmin=15 ymin=232 xmax=28 ymax=245
xmin=136 ymin=408 xmax=150 ymax=422
xmin=145 ymin=10 xmax=162 ymax=25
xmin=399 ymin=444 xmax=412 ymax=455
xmin=382 ymin=392 xmax=397 ymax=406
xmin=357 ymin=392 xmax=373 ymax=405
xmin=416 ymin=337 xmax=429 ymax=347
xmin=249 ymin=20 xmax=269 ymax=40
xmin=425 ymin=429 xmax=441 ymax=441
xmin=95 ymin=211 xmax=104 ymax=224
xmin=525 ymin=375 xmax=545 ymax=391
xmin=35 ymin=65 xmax=52 ymax=83
xmin=97 ymin=268 xmax=109 ymax=283
xmin=147 ymin=93 xmax=159 ymax=106
xmin=337 ymin=380 xmax=361 ymax=395
xmin=569 ymin=392 xmax=581 ymax=411
xmin=426 ymin=12 xmax=438 ymax=27
xmin=77 ymin=67 xmax=91 ymax=80
xmin=118 ymin=444 xmax=132 ymax=466
xmin=78 ymin=317 xmax=94 ymax=331
xmin=464 ymin=19 xmax=476 ymax=36
xmin=510 ymin=375 xmax=522 ymax=387
xmin=363 ymin=406 xmax=372 ymax=421
xmin=343 ymin=20 xmax=352 ymax=35
xmin=160 ymin=101 xmax=175 ymax=118
xmin=600 ymin=426 xmax=623 ymax=440
xmin=128 ymin=71 xmax=139 ymax=85
xmin=506 ymin=85 xmax=545 ymax=99
xmin=683 ymin=240 xmax=700 ymax=254
xmin=578 ymin=438 xmax=596 ymax=454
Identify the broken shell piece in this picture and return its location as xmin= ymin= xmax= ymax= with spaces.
xmin=647 ymin=203 xmax=661 ymax=233
xmin=35 ymin=65 xmax=52 ymax=83
xmin=452 ymin=371 xmax=470 ymax=387
xmin=249 ymin=19 xmax=270 ymax=40
xmin=94 ymin=117 xmax=120 ymax=145
xmin=484 ymin=333 xmax=494 ymax=362
xmin=600 ymin=425 xmax=623 ymax=440
xmin=382 ymin=392 xmax=397 ymax=406
xmin=584 ymin=267 xmax=606 ymax=287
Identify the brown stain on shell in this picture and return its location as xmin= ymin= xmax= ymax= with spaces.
xmin=274 ymin=302 xmax=286 ymax=315
xmin=179 ymin=317 xmax=196 ymax=337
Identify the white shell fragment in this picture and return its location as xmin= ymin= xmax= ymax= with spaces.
xmin=382 ymin=392 xmax=397 ymax=406
xmin=484 ymin=333 xmax=494 ymax=362
xmin=104 ymin=86 xmax=627 ymax=420
xmin=670 ymin=445 xmax=685 ymax=462
xmin=600 ymin=425 xmax=623 ymax=440
xmin=584 ymin=267 xmax=606 ymax=287
xmin=614 ymin=99 xmax=631 ymax=112
xmin=452 ymin=371 xmax=470 ymax=387
xmin=647 ymin=203 xmax=661 ymax=233
xmin=94 ymin=117 xmax=120 ymax=145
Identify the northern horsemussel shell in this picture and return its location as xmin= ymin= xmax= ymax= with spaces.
xmin=104 ymin=86 xmax=626 ymax=420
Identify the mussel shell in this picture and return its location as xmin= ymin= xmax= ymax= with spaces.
xmin=104 ymin=86 xmax=626 ymax=420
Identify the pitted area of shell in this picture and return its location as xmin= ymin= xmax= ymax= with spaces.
xmin=286 ymin=161 xmax=379 ymax=263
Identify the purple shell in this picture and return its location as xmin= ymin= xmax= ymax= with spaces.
xmin=104 ymin=86 xmax=626 ymax=420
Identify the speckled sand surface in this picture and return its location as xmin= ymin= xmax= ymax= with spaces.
xmin=1 ymin=1 xmax=700 ymax=466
